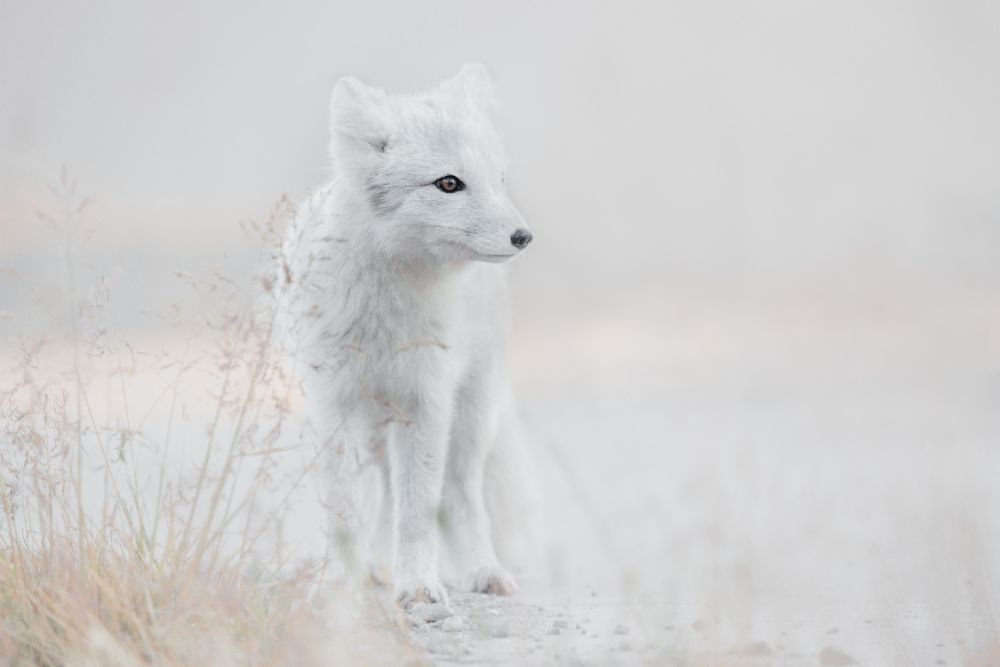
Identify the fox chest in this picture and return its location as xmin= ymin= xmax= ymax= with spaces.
xmin=320 ymin=297 xmax=465 ymax=406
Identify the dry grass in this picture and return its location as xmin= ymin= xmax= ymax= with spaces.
xmin=0 ymin=172 xmax=413 ymax=666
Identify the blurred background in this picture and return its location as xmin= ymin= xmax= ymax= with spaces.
xmin=3 ymin=1 xmax=1000 ymax=663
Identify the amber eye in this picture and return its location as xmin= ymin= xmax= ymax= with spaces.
xmin=434 ymin=175 xmax=465 ymax=193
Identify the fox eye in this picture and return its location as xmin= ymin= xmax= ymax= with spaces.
xmin=434 ymin=175 xmax=465 ymax=193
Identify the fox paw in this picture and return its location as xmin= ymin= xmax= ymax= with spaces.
xmin=470 ymin=566 xmax=518 ymax=596
xmin=394 ymin=577 xmax=449 ymax=609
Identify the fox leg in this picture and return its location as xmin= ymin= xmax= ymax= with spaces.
xmin=321 ymin=416 xmax=372 ymax=581
xmin=388 ymin=394 xmax=452 ymax=607
xmin=441 ymin=380 xmax=518 ymax=596
xmin=346 ymin=436 xmax=394 ymax=586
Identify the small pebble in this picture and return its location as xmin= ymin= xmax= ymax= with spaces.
xmin=619 ymin=640 xmax=633 ymax=651
xmin=440 ymin=616 xmax=464 ymax=633
xmin=553 ymin=619 xmax=569 ymax=629
xmin=409 ymin=602 xmax=455 ymax=624
xmin=735 ymin=641 xmax=772 ymax=656
xmin=818 ymin=647 xmax=857 ymax=666
xmin=548 ymin=628 xmax=561 ymax=636
xmin=614 ymin=624 xmax=630 ymax=635
xmin=489 ymin=623 xmax=509 ymax=638
xmin=425 ymin=638 xmax=453 ymax=654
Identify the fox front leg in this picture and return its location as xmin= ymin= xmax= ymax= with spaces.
xmin=441 ymin=377 xmax=518 ymax=596
xmin=321 ymin=418 xmax=372 ymax=581
xmin=387 ymin=396 xmax=451 ymax=608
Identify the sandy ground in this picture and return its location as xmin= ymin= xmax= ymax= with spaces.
xmin=3 ymin=288 xmax=999 ymax=665
xmin=406 ymin=289 xmax=1000 ymax=664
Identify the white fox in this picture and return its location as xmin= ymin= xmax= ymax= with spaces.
xmin=278 ymin=64 xmax=533 ymax=607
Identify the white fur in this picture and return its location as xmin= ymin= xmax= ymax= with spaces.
xmin=277 ymin=64 xmax=532 ymax=606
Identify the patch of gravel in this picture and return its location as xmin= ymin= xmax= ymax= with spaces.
xmin=406 ymin=593 xmax=655 ymax=665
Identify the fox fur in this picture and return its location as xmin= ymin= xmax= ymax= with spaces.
xmin=277 ymin=64 xmax=533 ymax=607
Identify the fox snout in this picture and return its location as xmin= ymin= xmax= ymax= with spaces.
xmin=510 ymin=228 xmax=533 ymax=250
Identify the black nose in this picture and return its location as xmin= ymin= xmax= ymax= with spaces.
xmin=510 ymin=228 xmax=533 ymax=249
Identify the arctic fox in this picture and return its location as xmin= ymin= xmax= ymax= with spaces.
xmin=278 ymin=64 xmax=532 ymax=607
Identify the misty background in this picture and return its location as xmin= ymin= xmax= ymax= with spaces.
xmin=2 ymin=1 xmax=1000 ymax=663
xmin=4 ymin=0 xmax=1000 ymax=317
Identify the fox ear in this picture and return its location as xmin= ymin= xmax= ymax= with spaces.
xmin=441 ymin=63 xmax=498 ymax=115
xmin=329 ymin=76 xmax=393 ymax=163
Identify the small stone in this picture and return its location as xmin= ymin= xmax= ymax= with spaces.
xmin=827 ymin=627 xmax=839 ymax=635
xmin=426 ymin=637 xmax=454 ymax=654
xmin=553 ymin=619 xmax=569 ymax=629
xmin=409 ymin=602 xmax=455 ymax=624
xmin=692 ymin=620 xmax=705 ymax=632
xmin=549 ymin=628 xmax=561 ymax=636
xmin=734 ymin=641 xmax=772 ymax=656
xmin=619 ymin=640 xmax=633 ymax=651
xmin=440 ymin=616 xmax=465 ymax=633
xmin=614 ymin=624 xmax=630 ymax=635
xmin=818 ymin=647 xmax=857 ymax=666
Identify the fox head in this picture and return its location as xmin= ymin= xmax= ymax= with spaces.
xmin=329 ymin=64 xmax=532 ymax=264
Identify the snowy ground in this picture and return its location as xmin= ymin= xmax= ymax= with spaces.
xmin=3 ymin=286 xmax=999 ymax=665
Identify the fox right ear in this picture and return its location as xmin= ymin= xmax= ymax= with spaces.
xmin=441 ymin=63 xmax=498 ymax=116
xmin=329 ymin=76 xmax=393 ymax=163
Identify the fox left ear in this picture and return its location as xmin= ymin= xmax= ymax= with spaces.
xmin=442 ymin=63 xmax=498 ymax=115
